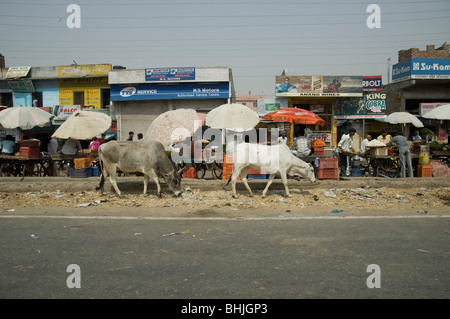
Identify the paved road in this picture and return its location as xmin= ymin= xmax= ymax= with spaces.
xmin=1 ymin=210 xmax=449 ymax=301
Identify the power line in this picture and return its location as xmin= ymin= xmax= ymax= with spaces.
xmin=1 ymin=9 xmax=449 ymax=19
xmin=0 ymin=15 xmax=449 ymax=29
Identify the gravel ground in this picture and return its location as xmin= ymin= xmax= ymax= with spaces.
xmin=0 ymin=176 xmax=449 ymax=217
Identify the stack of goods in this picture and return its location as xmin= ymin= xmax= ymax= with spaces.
xmin=317 ymin=158 xmax=339 ymax=180
xmin=311 ymin=139 xmax=326 ymax=157
xmin=70 ymin=158 xmax=92 ymax=178
xmin=222 ymin=154 xmax=240 ymax=181
xmin=367 ymin=139 xmax=387 ymax=156
xmin=19 ymin=139 xmax=41 ymax=158
xmin=429 ymin=160 xmax=450 ymax=178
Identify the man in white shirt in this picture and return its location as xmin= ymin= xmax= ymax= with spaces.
xmin=337 ymin=128 xmax=356 ymax=177
xmin=278 ymin=132 xmax=287 ymax=145
xmin=360 ymin=134 xmax=372 ymax=154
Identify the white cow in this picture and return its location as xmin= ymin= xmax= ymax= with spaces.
xmin=227 ymin=143 xmax=316 ymax=198
xmin=96 ymin=140 xmax=182 ymax=197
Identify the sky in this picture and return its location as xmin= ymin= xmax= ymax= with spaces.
xmin=0 ymin=0 xmax=449 ymax=97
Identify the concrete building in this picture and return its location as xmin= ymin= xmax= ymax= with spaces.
xmin=384 ymin=43 xmax=450 ymax=139
xmin=0 ymin=63 xmax=112 ymax=110
xmin=109 ymin=66 xmax=235 ymax=140
xmin=235 ymin=93 xmax=264 ymax=112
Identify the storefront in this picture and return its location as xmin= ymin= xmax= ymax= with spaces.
xmin=109 ymin=66 xmax=234 ymax=140
xmin=57 ymin=64 xmax=111 ymax=109
xmin=275 ymin=75 xmax=364 ymax=148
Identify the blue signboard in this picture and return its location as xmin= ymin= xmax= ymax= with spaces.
xmin=111 ymin=82 xmax=229 ymax=101
xmin=392 ymin=58 xmax=450 ymax=82
xmin=145 ymin=67 xmax=195 ymax=81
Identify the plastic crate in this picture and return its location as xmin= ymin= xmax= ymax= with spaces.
xmin=91 ymin=166 xmax=99 ymax=177
xmin=74 ymin=158 xmax=90 ymax=169
xmin=319 ymin=158 xmax=339 ymax=169
xmin=182 ymin=167 xmax=196 ymax=179
xmin=314 ymin=148 xmax=324 ymax=157
xmin=417 ymin=165 xmax=432 ymax=177
xmin=19 ymin=146 xmax=40 ymax=158
xmin=317 ymin=168 xmax=339 ymax=180
xmin=248 ymin=174 xmax=267 ymax=179
xmin=69 ymin=167 xmax=92 ymax=178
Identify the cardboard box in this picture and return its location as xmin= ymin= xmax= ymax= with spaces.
xmin=369 ymin=147 xmax=388 ymax=156
xmin=74 ymin=158 xmax=90 ymax=169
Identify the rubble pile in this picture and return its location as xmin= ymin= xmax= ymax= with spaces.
xmin=0 ymin=185 xmax=448 ymax=214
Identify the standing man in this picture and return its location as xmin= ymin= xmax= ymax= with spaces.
xmin=338 ymin=128 xmax=356 ymax=177
xmin=360 ymin=134 xmax=372 ymax=154
xmin=377 ymin=129 xmax=391 ymax=144
xmin=386 ymin=131 xmax=413 ymax=178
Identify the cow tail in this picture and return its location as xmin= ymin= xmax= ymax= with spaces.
xmin=95 ymin=148 xmax=105 ymax=191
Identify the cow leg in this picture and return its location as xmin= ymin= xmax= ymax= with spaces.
xmin=262 ymin=173 xmax=276 ymax=198
xmin=146 ymin=170 xmax=161 ymax=197
xmin=239 ymin=167 xmax=253 ymax=197
xmin=231 ymin=167 xmax=242 ymax=199
xmin=280 ymin=171 xmax=292 ymax=197
xmin=108 ymin=166 xmax=122 ymax=197
xmin=143 ymin=174 xmax=149 ymax=195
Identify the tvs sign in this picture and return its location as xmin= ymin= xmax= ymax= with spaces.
xmin=363 ymin=76 xmax=382 ymax=91
xmin=119 ymin=87 xmax=137 ymax=97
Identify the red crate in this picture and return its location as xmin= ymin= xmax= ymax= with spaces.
xmin=314 ymin=147 xmax=324 ymax=157
xmin=19 ymin=146 xmax=40 ymax=158
xmin=417 ymin=165 xmax=432 ymax=177
xmin=317 ymin=168 xmax=339 ymax=180
xmin=319 ymin=158 xmax=339 ymax=169
xmin=182 ymin=167 xmax=196 ymax=179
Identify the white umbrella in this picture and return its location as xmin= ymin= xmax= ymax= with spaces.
xmin=206 ymin=103 xmax=260 ymax=131
xmin=422 ymin=104 xmax=450 ymax=120
xmin=0 ymin=106 xmax=53 ymax=130
xmin=52 ymin=110 xmax=111 ymax=139
xmin=384 ymin=112 xmax=424 ymax=128
xmin=145 ymin=108 xmax=202 ymax=146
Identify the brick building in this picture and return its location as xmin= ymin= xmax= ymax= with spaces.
xmin=398 ymin=43 xmax=449 ymax=62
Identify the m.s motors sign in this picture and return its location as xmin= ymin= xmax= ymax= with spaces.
xmin=392 ymin=58 xmax=450 ymax=82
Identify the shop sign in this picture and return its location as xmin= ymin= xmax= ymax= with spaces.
xmin=257 ymin=97 xmax=288 ymax=116
xmin=392 ymin=58 xmax=450 ymax=82
xmin=363 ymin=76 xmax=382 ymax=91
xmin=57 ymin=64 xmax=111 ymax=77
xmin=275 ymin=75 xmax=362 ymax=97
xmin=5 ymin=66 xmax=31 ymax=79
xmin=334 ymin=93 xmax=386 ymax=119
xmin=145 ymin=67 xmax=195 ymax=82
xmin=420 ymin=102 xmax=448 ymax=116
xmin=110 ymin=82 xmax=229 ymax=101
xmin=53 ymin=105 xmax=82 ymax=120
xmin=7 ymin=80 xmax=35 ymax=93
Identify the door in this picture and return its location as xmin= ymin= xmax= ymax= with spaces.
xmin=73 ymin=91 xmax=85 ymax=106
